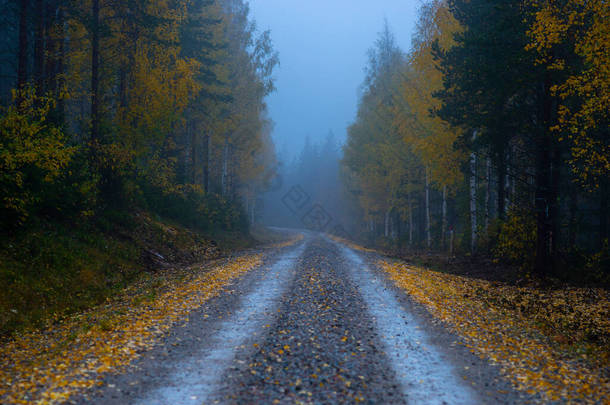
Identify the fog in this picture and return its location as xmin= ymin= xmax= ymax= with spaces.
xmin=249 ymin=0 xmax=419 ymax=161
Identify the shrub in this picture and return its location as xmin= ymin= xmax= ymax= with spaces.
xmin=493 ymin=208 xmax=536 ymax=270
xmin=0 ymin=88 xmax=75 ymax=227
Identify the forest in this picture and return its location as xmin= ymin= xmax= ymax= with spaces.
xmin=0 ymin=0 xmax=277 ymax=230
xmin=342 ymin=0 xmax=608 ymax=282
xmin=0 ymin=0 xmax=277 ymax=333
xmin=0 ymin=0 xmax=608 ymax=336
xmin=0 ymin=1 xmax=609 ymax=403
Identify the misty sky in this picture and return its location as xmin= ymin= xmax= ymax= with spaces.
xmin=248 ymin=0 xmax=420 ymax=162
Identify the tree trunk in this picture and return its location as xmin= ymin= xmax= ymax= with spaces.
xmin=534 ymin=77 xmax=554 ymax=277
xmin=119 ymin=66 xmax=127 ymax=109
xmin=17 ymin=0 xmax=29 ymax=96
xmin=442 ymin=185 xmax=447 ymax=250
xmin=34 ymin=0 xmax=44 ymax=94
xmin=55 ymin=3 xmax=65 ymax=123
xmin=534 ymin=139 xmax=551 ymax=277
xmin=396 ymin=218 xmax=402 ymax=241
xmin=485 ymin=156 xmax=491 ymax=232
xmin=91 ymin=0 xmax=100 ymax=145
xmin=568 ymin=186 xmax=577 ymax=248
xmin=202 ymin=132 xmax=210 ymax=193
xmin=227 ymin=143 xmax=235 ymax=198
xmin=449 ymin=229 xmax=454 ymax=255
xmin=251 ymin=198 xmax=256 ymax=225
xmin=550 ymin=144 xmax=561 ymax=259
xmin=408 ymin=196 xmax=413 ymax=246
xmin=425 ymin=168 xmax=431 ymax=249
xmin=384 ymin=209 xmax=390 ymax=238
xmin=229 ymin=144 xmax=235 ymax=197
xmin=470 ymin=147 xmax=477 ymax=253
xmin=497 ymin=147 xmax=506 ymax=221
xmin=601 ymin=178 xmax=609 ymax=249
xmin=190 ymin=123 xmax=197 ymax=184
xmin=44 ymin=1 xmax=55 ymax=97
xmin=510 ymin=145 xmax=517 ymax=205
xmin=221 ymin=135 xmax=229 ymax=196
xmin=505 ymin=148 xmax=511 ymax=213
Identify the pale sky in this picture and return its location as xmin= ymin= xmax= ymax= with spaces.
xmin=248 ymin=0 xmax=420 ymax=161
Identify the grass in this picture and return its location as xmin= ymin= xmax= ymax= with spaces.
xmin=0 ymin=212 xmax=227 ymax=337
xmin=0 ymin=251 xmax=266 ymax=404
xmin=0 ymin=223 xmax=141 ymax=336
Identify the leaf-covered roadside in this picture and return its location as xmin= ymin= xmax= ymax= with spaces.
xmin=328 ymin=235 xmax=377 ymax=254
xmin=380 ymin=260 xmax=610 ymax=403
xmin=0 ymin=253 xmax=266 ymax=404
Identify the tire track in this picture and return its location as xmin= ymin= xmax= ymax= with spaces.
xmin=222 ymin=237 xmax=405 ymax=404
xmin=335 ymin=238 xmax=478 ymax=404
xmin=136 ymin=243 xmax=306 ymax=405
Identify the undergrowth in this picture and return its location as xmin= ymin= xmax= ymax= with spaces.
xmin=0 ymin=212 xmax=227 ymax=337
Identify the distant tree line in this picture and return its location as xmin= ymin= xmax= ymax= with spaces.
xmin=261 ymin=133 xmax=351 ymax=232
xmin=342 ymin=0 xmax=608 ymax=279
xmin=0 ymin=0 xmax=278 ymax=232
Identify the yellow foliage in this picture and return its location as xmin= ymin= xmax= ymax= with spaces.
xmin=381 ymin=260 xmax=610 ymax=403
xmin=0 ymin=88 xmax=74 ymax=222
xmin=396 ymin=0 xmax=464 ymax=192
xmin=0 ymin=254 xmax=264 ymax=404
xmin=527 ymin=0 xmax=610 ymax=188
xmin=493 ymin=209 xmax=537 ymax=269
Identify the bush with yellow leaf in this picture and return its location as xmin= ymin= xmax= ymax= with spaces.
xmin=0 ymin=88 xmax=74 ymax=227
xmin=494 ymin=208 xmax=536 ymax=270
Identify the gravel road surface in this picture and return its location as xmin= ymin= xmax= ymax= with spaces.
xmin=76 ymin=233 xmax=529 ymax=404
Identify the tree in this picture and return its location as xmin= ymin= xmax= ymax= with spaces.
xmin=1 ymin=0 xmax=279 ymax=233
xmin=398 ymin=0 xmax=463 ymax=249
xmin=435 ymin=0 xmax=564 ymax=274
xmin=17 ymin=0 xmax=28 ymax=103
xmin=343 ymin=22 xmax=414 ymax=241
xmin=528 ymin=0 xmax=609 ymax=190
xmin=90 ymin=0 xmax=99 ymax=145
xmin=0 ymin=89 xmax=74 ymax=226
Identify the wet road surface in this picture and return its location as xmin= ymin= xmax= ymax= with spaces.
xmin=79 ymin=233 xmax=526 ymax=404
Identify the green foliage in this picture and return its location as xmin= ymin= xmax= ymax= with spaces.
xmin=562 ymin=241 xmax=610 ymax=286
xmin=493 ymin=209 xmax=537 ymax=270
xmin=0 ymin=0 xmax=277 ymax=234
xmin=144 ymin=184 xmax=248 ymax=232
xmin=342 ymin=0 xmax=607 ymax=284
xmin=527 ymin=0 xmax=610 ymax=189
xmin=0 ymin=88 xmax=74 ymax=226
xmin=0 ymin=223 xmax=141 ymax=335
xmin=0 ymin=211 xmax=225 ymax=336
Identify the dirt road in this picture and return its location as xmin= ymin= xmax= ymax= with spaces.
xmin=77 ymin=233 xmax=529 ymax=404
